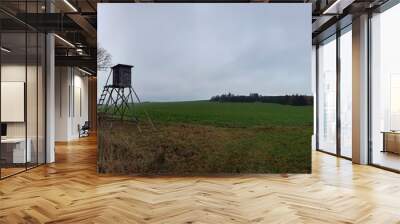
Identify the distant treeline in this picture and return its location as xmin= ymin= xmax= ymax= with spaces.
xmin=210 ymin=93 xmax=313 ymax=106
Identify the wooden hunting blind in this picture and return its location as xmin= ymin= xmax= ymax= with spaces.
xmin=112 ymin=64 xmax=133 ymax=88
xmin=98 ymin=64 xmax=154 ymax=129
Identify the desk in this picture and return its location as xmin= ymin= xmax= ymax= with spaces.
xmin=1 ymin=138 xmax=31 ymax=163
xmin=382 ymin=131 xmax=400 ymax=154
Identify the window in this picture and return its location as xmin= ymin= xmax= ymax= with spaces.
xmin=370 ymin=3 xmax=400 ymax=171
xmin=339 ymin=27 xmax=352 ymax=158
xmin=317 ymin=35 xmax=337 ymax=154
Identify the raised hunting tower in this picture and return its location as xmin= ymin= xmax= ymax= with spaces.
xmin=112 ymin=64 xmax=133 ymax=88
xmin=98 ymin=64 xmax=140 ymax=121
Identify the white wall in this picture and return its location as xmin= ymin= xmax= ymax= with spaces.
xmin=1 ymin=65 xmax=26 ymax=138
xmin=55 ymin=67 xmax=89 ymax=141
xmin=1 ymin=65 xmax=40 ymax=137
xmin=1 ymin=63 xmax=46 ymax=164
xmin=71 ymin=72 xmax=89 ymax=138
xmin=55 ymin=66 xmax=69 ymax=141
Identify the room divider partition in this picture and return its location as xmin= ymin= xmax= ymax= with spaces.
xmin=0 ymin=1 xmax=47 ymax=179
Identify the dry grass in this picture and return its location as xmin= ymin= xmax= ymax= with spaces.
xmin=98 ymin=118 xmax=311 ymax=174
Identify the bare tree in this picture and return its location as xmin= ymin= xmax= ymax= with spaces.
xmin=97 ymin=44 xmax=112 ymax=71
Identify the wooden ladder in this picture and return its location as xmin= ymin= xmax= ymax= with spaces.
xmin=98 ymin=69 xmax=113 ymax=106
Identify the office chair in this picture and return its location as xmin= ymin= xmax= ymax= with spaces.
xmin=79 ymin=121 xmax=90 ymax=138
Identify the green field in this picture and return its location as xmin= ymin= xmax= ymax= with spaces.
xmin=98 ymin=101 xmax=313 ymax=174
xmin=132 ymin=101 xmax=312 ymax=127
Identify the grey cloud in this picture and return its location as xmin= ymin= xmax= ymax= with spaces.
xmin=98 ymin=3 xmax=311 ymax=102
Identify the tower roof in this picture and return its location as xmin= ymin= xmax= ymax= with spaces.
xmin=112 ymin=64 xmax=134 ymax=69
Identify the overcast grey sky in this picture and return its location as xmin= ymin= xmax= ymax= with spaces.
xmin=98 ymin=3 xmax=311 ymax=102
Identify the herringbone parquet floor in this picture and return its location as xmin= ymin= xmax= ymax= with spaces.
xmin=1 ymin=135 xmax=400 ymax=224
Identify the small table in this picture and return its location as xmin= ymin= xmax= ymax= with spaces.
xmin=1 ymin=138 xmax=31 ymax=164
xmin=381 ymin=131 xmax=400 ymax=154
